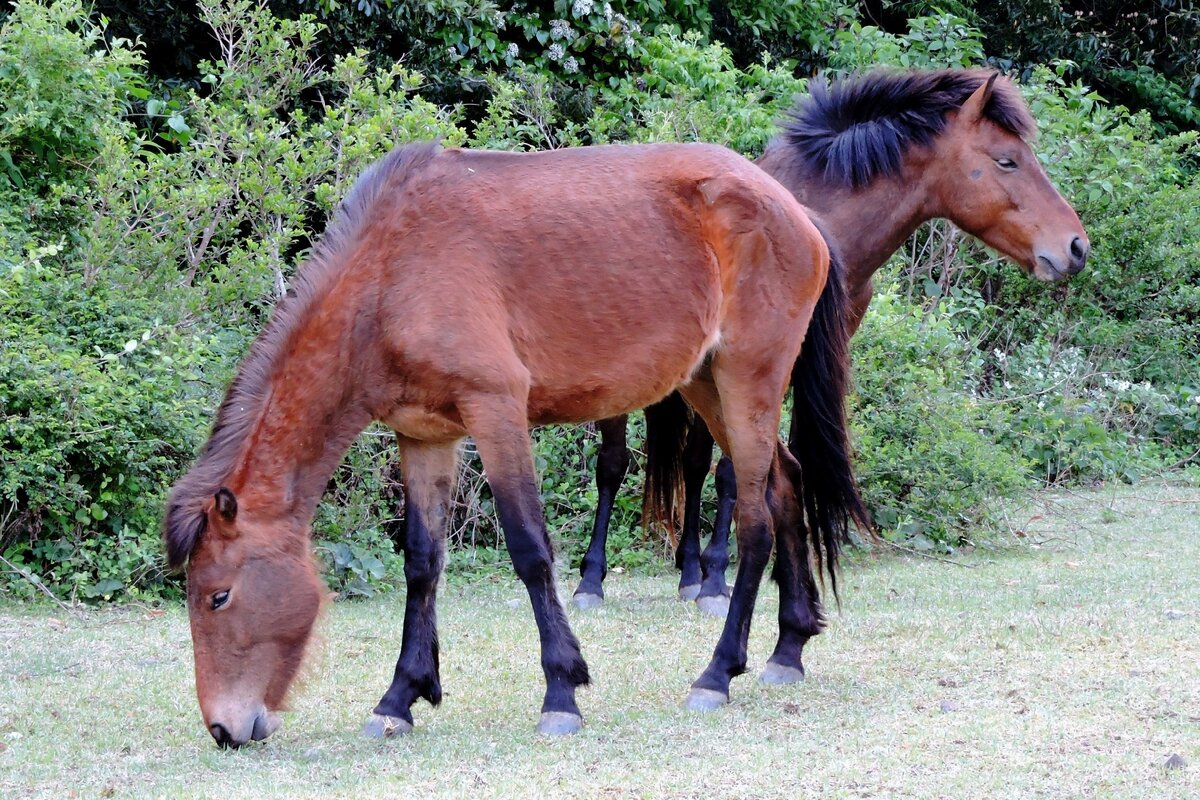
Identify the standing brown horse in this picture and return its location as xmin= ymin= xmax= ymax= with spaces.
xmin=164 ymin=141 xmax=867 ymax=747
xmin=572 ymin=69 xmax=1090 ymax=614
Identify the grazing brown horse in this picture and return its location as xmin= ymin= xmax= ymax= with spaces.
xmin=573 ymin=69 xmax=1090 ymax=615
xmin=164 ymin=140 xmax=867 ymax=747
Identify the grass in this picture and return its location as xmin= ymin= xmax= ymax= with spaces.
xmin=2 ymin=482 xmax=1198 ymax=799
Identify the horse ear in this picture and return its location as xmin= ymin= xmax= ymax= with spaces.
xmin=960 ymin=72 xmax=999 ymax=126
xmin=215 ymin=487 xmax=238 ymax=522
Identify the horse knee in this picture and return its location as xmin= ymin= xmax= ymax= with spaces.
xmin=403 ymin=538 xmax=443 ymax=587
xmin=507 ymin=536 xmax=555 ymax=586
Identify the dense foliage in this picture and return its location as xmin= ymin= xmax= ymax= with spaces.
xmin=1 ymin=0 xmax=1196 ymax=601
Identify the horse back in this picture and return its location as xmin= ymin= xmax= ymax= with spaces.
xmin=363 ymin=142 xmax=825 ymax=427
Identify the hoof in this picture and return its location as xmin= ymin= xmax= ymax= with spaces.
xmin=678 ymin=584 xmax=701 ymax=601
xmin=572 ymin=592 xmax=603 ymax=610
xmin=695 ymin=594 xmax=730 ymax=618
xmin=536 ymin=711 xmax=583 ymax=736
xmin=684 ymin=687 xmax=729 ymax=712
xmin=361 ymin=713 xmax=413 ymax=739
xmin=759 ymin=661 xmax=805 ymax=685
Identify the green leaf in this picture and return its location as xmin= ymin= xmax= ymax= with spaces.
xmin=84 ymin=579 xmax=124 ymax=598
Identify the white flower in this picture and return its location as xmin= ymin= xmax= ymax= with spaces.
xmin=550 ymin=19 xmax=573 ymax=40
xmin=603 ymin=2 xmax=613 ymax=21
xmin=505 ymin=42 xmax=519 ymax=60
xmin=572 ymin=0 xmax=594 ymax=17
xmin=563 ymin=56 xmax=579 ymax=74
xmin=547 ymin=42 xmax=565 ymax=61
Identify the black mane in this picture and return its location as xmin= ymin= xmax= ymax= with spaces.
xmin=777 ymin=69 xmax=1036 ymax=189
xmin=162 ymin=141 xmax=441 ymax=569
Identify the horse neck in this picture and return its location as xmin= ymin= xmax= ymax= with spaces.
xmin=225 ymin=285 xmax=376 ymax=527
xmin=757 ymin=148 xmax=937 ymax=292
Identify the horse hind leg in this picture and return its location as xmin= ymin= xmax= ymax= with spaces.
xmin=365 ymin=436 xmax=459 ymax=737
xmin=676 ymin=419 xmax=715 ymax=602
xmin=760 ymin=442 xmax=824 ymax=686
xmin=573 ymin=415 xmax=631 ymax=609
xmin=678 ymin=368 xmax=781 ymax=711
xmin=694 ymin=452 xmax=735 ymax=618
xmin=461 ymin=393 xmax=589 ymax=735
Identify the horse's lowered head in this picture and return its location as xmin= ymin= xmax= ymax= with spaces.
xmin=167 ymin=486 xmax=323 ymax=748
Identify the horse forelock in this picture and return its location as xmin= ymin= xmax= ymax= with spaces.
xmin=162 ymin=141 xmax=442 ymax=569
xmin=777 ymin=69 xmax=1036 ymax=189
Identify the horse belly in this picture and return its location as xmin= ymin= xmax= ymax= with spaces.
xmin=520 ymin=276 xmax=722 ymax=425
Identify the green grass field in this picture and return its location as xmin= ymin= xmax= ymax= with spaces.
xmin=2 ymin=483 xmax=1197 ymax=799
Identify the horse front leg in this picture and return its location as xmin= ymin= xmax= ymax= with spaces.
xmin=364 ymin=437 xmax=458 ymax=737
xmin=463 ymin=395 xmax=590 ymax=735
xmin=573 ymin=415 xmax=631 ymax=609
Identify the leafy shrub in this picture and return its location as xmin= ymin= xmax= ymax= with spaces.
xmin=848 ymin=292 xmax=1028 ymax=548
xmin=589 ymin=31 xmax=803 ymax=153
xmin=827 ymin=12 xmax=986 ymax=73
xmin=0 ymin=258 xmax=220 ymax=601
xmin=0 ymin=0 xmax=141 ymax=188
xmin=89 ymin=0 xmax=465 ymax=315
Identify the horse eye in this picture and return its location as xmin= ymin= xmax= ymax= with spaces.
xmin=211 ymin=590 xmax=230 ymax=611
xmin=994 ymin=156 xmax=1018 ymax=171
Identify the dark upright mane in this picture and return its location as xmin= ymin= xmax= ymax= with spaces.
xmin=163 ymin=141 xmax=441 ymax=569
xmin=775 ymin=69 xmax=1036 ymax=189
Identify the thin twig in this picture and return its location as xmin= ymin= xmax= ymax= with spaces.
xmin=1162 ymin=446 xmax=1200 ymax=472
xmin=882 ymin=540 xmax=977 ymax=567
xmin=0 ymin=555 xmax=77 ymax=612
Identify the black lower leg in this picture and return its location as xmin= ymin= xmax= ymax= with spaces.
xmin=374 ymin=495 xmax=446 ymax=723
xmin=676 ymin=421 xmax=715 ymax=592
xmin=691 ymin=519 xmax=773 ymax=697
xmin=697 ymin=454 xmax=735 ymax=600
xmin=495 ymin=474 xmax=589 ymax=718
xmin=767 ymin=447 xmax=823 ymax=676
xmin=576 ymin=416 xmax=630 ymax=600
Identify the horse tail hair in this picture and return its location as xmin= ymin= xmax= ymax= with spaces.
xmin=788 ymin=221 xmax=872 ymax=600
xmin=641 ymin=392 xmax=693 ymax=544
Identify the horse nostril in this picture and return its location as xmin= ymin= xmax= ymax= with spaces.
xmin=210 ymin=723 xmax=234 ymax=749
xmin=1070 ymin=236 xmax=1087 ymax=261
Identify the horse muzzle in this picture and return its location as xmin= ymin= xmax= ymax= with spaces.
xmin=208 ymin=706 xmax=281 ymax=749
xmin=1034 ymin=235 xmax=1089 ymax=281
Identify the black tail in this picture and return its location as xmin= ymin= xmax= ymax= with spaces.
xmin=641 ymin=392 xmax=693 ymax=542
xmin=787 ymin=225 xmax=872 ymax=599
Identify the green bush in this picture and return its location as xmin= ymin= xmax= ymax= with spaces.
xmin=848 ymin=292 xmax=1028 ymax=549
xmin=589 ymin=30 xmax=803 ymax=154
xmin=0 ymin=258 xmax=219 ymax=601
